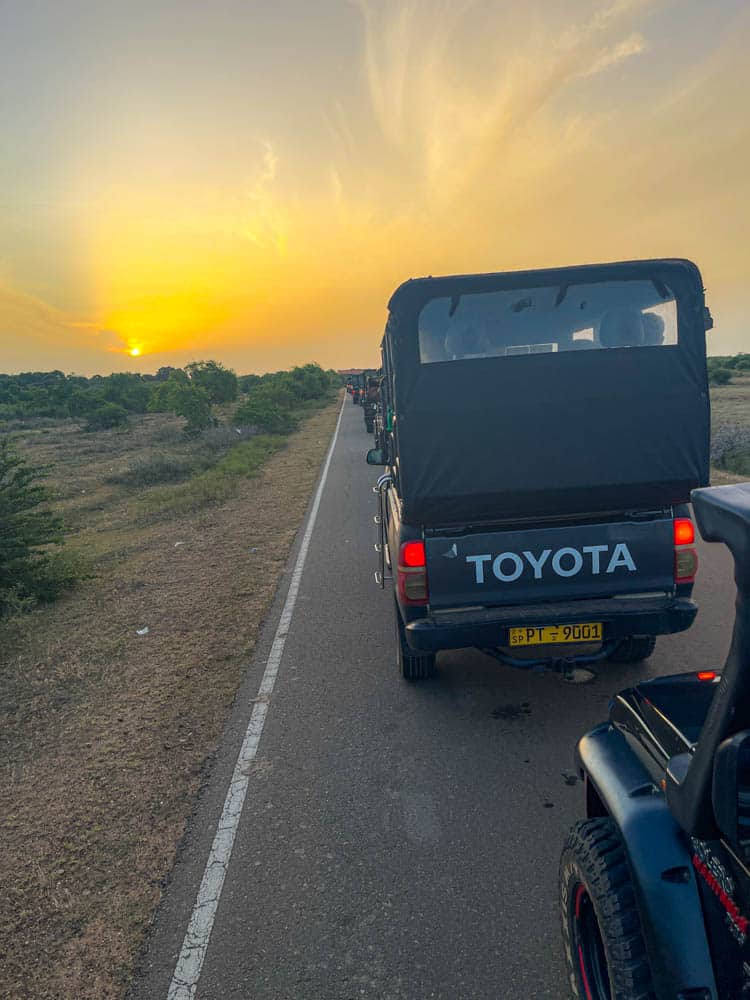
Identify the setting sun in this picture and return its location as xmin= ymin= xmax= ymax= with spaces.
xmin=129 ymin=347 xmax=141 ymax=357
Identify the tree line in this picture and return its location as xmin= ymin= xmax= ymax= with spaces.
xmin=708 ymin=353 xmax=750 ymax=386
xmin=0 ymin=361 xmax=337 ymax=434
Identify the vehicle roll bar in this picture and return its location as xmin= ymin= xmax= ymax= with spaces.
xmin=667 ymin=483 xmax=750 ymax=838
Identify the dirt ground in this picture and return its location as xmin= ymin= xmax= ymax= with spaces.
xmin=710 ymin=371 xmax=750 ymax=428
xmin=710 ymin=373 xmax=750 ymax=483
xmin=0 ymin=397 xmax=341 ymax=999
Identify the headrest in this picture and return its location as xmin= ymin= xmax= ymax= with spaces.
xmin=598 ymin=308 xmax=645 ymax=348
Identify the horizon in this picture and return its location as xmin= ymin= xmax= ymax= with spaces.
xmin=2 ymin=0 xmax=749 ymax=374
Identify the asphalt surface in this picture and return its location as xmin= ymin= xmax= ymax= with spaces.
xmin=131 ymin=399 xmax=736 ymax=1000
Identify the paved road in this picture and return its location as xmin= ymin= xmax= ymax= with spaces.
xmin=132 ymin=400 xmax=736 ymax=1000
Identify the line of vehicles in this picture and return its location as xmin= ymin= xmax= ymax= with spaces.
xmin=345 ymin=371 xmax=382 ymax=434
xmin=360 ymin=258 xmax=750 ymax=998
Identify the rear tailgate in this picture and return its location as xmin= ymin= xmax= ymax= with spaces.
xmin=425 ymin=517 xmax=674 ymax=609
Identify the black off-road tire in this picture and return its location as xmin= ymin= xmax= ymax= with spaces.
xmin=608 ymin=636 xmax=656 ymax=664
xmin=560 ymin=818 xmax=655 ymax=1000
xmin=395 ymin=603 xmax=435 ymax=681
xmin=365 ymin=418 xmax=374 ymax=433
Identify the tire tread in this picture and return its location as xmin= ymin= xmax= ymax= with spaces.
xmin=560 ymin=817 xmax=655 ymax=999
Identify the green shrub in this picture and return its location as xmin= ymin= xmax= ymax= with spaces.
xmin=107 ymin=453 xmax=195 ymax=487
xmin=141 ymin=435 xmax=286 ymax=515
xmin=85 ymin=402 xmax=129 ymax=430
xmin=23 ymin=547 xmax=91 ymax=604
xmin=724 ymin=452 xmax=750 ymax=477
xmin=709 ymin=367 xmax=733 ymax=386
xmin=233 ymin=396 xmax=298 ymax=434
xmin=68 ymin=388 xmax=103 ymax=418
xmin=0 ymin=437 xmax=73 ymax=616
xmin=238 ymin=373 xmax=261 ymax=393
xmin=287 ymin=362 xmax=334 ymax=401
xmin=102 ymin=372 xmax=152 ymax=412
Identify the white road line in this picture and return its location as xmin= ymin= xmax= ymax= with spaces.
xmin=167 ymin=397 xmax=346 ymax=1000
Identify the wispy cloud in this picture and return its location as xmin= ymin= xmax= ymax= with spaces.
xmin=242 ymin=141 xmax=288 ymax=254
xmin=0 ymin=280 xmax=108 ymax=370
xmin=576 ymin=32 xmax=646 ymax=78
xmin=342 ymin=0 xmax=658 ymax=209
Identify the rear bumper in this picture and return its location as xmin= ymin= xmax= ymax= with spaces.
xmin=404 ymin=595 xmax=697 ymax=652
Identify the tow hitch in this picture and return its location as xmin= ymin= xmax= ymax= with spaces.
xmin=480 ymin=640 xmax=620 ymax=681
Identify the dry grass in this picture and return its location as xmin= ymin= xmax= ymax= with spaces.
xmin=710 ymin=372 xmax=750 ymax=428
xmin=710 ymin=373 xmax=750 ymax=483
xmin=0 ymin=397 xmax=341 ymax=999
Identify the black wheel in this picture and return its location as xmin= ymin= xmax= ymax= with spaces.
xmin=560 ymin=818 xmax=655 ymax=1000
xmin=395 ymin=602 xmax=435 ymax=680
xmin=365 ymin=419 xmax=374 ymax=433
xmin=608 ymin=636 xmax=656 ymax=664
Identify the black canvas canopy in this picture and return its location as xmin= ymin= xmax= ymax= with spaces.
xmin=384 ymin=259 xmax=711 ymax=525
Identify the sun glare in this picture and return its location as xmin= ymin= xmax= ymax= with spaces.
xmin=129 ymin=346 xmax=142 ymax=357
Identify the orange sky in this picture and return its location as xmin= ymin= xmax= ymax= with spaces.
xmin=1 ymin=0 xmax=748 ymax=374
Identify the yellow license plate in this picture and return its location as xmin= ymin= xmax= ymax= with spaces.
xmin=508 ymin=623 xmax=603 ymax=647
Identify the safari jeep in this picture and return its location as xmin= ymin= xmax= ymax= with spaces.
xmin=367 ymin=259 xmax=712 ymax=680
xmin=560 ymin=482 xmax=750 ymax=1000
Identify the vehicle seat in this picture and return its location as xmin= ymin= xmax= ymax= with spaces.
xmin=642 ymin=312 xmax=665 ymax=346
xmin=444 ymin=323 xmax=490 ymax=360
xmin=598 ymin=307 xmax=644 ymax=348
xmin=692 ymin=483 xmax=750 ymax=591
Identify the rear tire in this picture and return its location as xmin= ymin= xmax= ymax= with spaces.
xmin=608 ymin=636 xmax=656 ymax=663
xmin=560 ymin=818 xmax=655 ymax=1000
xmin=395 ymin=603 xmax=435 ymax=681
xmin=365 ymin=419 xmax=374 ymax=433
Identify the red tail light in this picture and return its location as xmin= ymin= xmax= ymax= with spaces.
xmin=398 ymin=540 xmax=428 ymax=605
xmin=401 ymin=541 xmax=425 ymax=567
xmin=673 ymin=517 xmax=697 ymax=584
xmin=697 ymin=671 xmax=717 ymax=682
xmin=674 ymin=519 xmax=695 ymax=546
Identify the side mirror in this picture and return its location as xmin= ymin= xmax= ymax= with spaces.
xmin=712 ymin=731 xmax=750 ymax=861
xmin=366 ymin=448 xmax=386 ymax=466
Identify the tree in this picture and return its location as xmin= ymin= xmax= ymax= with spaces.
xmin=102 ymin=372 xmax=151 ymax=412
xmin=149 ymin=372 xmax=213 ymax=435
xmin=155 ymin=366 xmax=181 ymax=382
xmin=185 ymin=361 xmax=238 ymax=404
xmin=68 ymin=388 xmax=102 ymax=419
xmin=0 ymin=438 xmax=64 ymax=616
xmin=287 ymin=362 xmax=332 ymax=400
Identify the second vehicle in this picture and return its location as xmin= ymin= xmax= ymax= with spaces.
xmin=367 ymin=258 xmax=712 ymax=680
